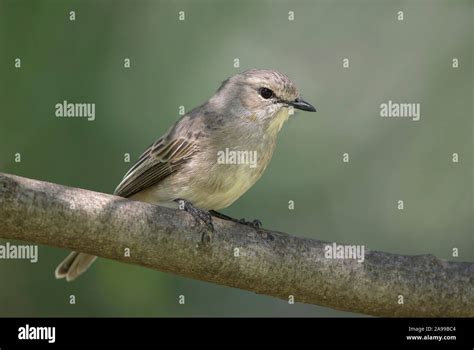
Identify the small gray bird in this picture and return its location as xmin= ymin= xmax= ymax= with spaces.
xmin=55 ymin=68 xmax=316 ymax=281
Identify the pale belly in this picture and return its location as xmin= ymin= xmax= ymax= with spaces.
xmin=131 ymin=153 xmax=271 ymax=210
xmin=187 ymin=165 xmax=263 ymax=210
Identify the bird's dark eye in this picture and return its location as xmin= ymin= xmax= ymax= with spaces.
xmin=259 ymin=87 xmax=274 ymax=99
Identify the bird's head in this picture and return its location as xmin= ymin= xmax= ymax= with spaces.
xmin=211 ymin=69 xmax=316 ymax=126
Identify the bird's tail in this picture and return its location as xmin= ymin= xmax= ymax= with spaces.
xmin=55 ymin=252 xmax=97 ymax=282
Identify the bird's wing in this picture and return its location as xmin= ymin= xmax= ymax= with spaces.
xmin=114 ymin=127 xmax=198 ymax=198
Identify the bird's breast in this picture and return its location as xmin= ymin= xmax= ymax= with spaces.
xmin=174 ymin=131 xmax=276 ymax=210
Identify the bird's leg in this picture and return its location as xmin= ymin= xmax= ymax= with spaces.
xmin=175 ymin=199 xmax=214 ymax=231
xmin=210 ymin=210 xmax=262 ymax=230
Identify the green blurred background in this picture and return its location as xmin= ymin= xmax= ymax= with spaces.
xmin=0 ymin=0 xmax=472 ymax=316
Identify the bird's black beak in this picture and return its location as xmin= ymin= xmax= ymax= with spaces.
xmin=290 ymin=98 xmax=316 ymax=112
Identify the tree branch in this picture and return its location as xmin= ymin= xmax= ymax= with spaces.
xmin=0 ymin=172 xmax=472 ymax=316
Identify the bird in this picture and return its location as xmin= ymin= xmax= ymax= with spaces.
xmin=55 ymin=68 xmax=316 ymax=281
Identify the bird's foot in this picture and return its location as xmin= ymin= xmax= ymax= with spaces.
xmin=210 ymin=210 xmax=262 ymax=231
xmin=238 ymin=218 xmax=262 ymax=230
xmin=175 ymin=199 xmax=214 ymax=232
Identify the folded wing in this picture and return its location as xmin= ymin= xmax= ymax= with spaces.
xmin=114 ymin=133 xmax=197 ymax=198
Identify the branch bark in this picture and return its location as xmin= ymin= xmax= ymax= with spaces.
xmin=0 ymin=172 xmax=472 ymax=316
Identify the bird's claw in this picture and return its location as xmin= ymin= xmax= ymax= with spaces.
xmin=238 ymin=218 xmax=262 ymax=230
